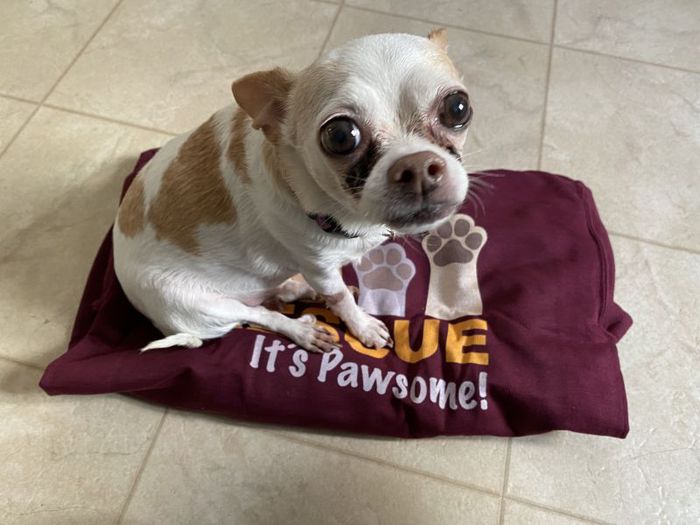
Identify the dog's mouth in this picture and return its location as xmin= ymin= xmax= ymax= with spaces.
xmin=384 ymin=201 xmax=459 ymax=229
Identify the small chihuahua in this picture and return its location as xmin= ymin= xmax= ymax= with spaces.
xmin=113 ymin=29 xmax=472 ymax=353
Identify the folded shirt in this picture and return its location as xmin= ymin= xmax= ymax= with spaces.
xmin=40 ymin=150 xmax=632 ymax=438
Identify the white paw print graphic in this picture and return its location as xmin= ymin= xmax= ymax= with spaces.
xmin=353 ymin=243 xmax=416 ymax=317
xmin=422 ymin=214 xmax=487 ymax=320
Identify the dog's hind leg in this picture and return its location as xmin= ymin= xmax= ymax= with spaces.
xmin=262 ymin=274 xmax=319 ymax=311
xmin=142 ymin=293 xmax=338 ymax=354
xmin=274 ymin=274 xmax=319 ymax=302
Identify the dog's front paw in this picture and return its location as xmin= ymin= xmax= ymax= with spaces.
xmin=346 ymin=311 xmax=393 ymax=349
xmin=291 ymin=314 xmax=339 ymax=354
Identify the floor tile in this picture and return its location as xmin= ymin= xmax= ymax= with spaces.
xmin=556 ymin=0 xmax=700 ymax=71
xmin=346 ymin=0 xmax=555 ymax=43
xmin=327 ymin=8 xmax=550 ymax=171
xmin=277 ymin=429 xmax=506 ymax=493
xmin=0 ymin=360 xmax=164 ymax=524
xmin=0 ymin=97 xmax=36 ymax=153
xmin=507 ymin=237 xmax=700 ymax=524
xmin=0 ymin=0 xmax=119 ymax=101
xmin=542 ymin=49 xmax=700 ymax=251
xmin=121 ymin=412 xmax=501 ymax=525
xmin=502 ymin=499 xmax=594 ymax=524
xmin=48 ymin=0 xmax=338 ymax=133
xmin=0 ymin=108 xmax=170 ymax=367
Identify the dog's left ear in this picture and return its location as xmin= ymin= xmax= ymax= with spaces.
xmin=427 ymin=28 xmax=448 ymax=52
xmin=232 ymin=67 xmax=295 ymax=143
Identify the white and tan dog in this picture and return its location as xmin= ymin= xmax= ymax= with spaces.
xmin=113 ymin=29 xmax=473 ymax=353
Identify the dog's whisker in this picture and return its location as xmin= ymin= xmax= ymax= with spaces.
xmin=469 ymin=178 xmax=495 ymax=192
xmin=466 ymin=181 xmax=489 ymax=216
xmin=470 ymin=191 xmax=486 ymax=216
xmin=459 ymin=148 xmax=484 ymax=159
xmin=391 ymin=234 xmax=426 ymax=257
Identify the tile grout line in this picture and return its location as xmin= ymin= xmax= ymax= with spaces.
xmin=29 ymin=132 xmax=698 ymax=251
xmin=554 ymin=43 xmax=700 ymax=76
xmin=342 ymin=4 xmax=700 ymax=77
xmin=114 ymin=409 xmax=168 ymax=525
xmin=35 ymin=0 xmax=125 ymax=101
xmin=2 ymin=11 xmax=695 ymax=156
xmin=0 ymin=100 xmax=39 ymax=160
xmin=0 ymin=92 xmax=40 ymax=105
xmin=42 ymin=103 xmax=178 ymax=136
xmin=536 ymin=0 xmax=558 ymax=171
xmin=273 ymin=431 xmax=503 ymax=496
xmin=0 ymin=0 xmax=125 ymax=161
xmin=505 ymin=495 xmax=613 ymax=525
xmin=343 ymin=4 xmax=548 ymax=46
xmin=275 ymin=430 xmax=611 ymax=524
xmin=0 ymin=332 xmax=619 ymax=525
xmin=317 ymin=0 xmax=345 ymax=59
xmin=0 ymin=353 xmax=45 ymax=372
xmin=609 ymin=230 xmax=700 ymax=255
xmin=497 ymin=439 xmax=512 ymax=524
xmin=0 ymin=2 xmax=691 ymax=522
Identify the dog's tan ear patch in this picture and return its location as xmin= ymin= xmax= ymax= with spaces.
xmin=427 ymin=28 xmax=448 ymax=51
xmin=232 ymin=68 xmax=295 ymax=144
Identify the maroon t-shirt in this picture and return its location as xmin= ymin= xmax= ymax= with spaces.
xmin=40 ymin=150 xmax=632 ymax=438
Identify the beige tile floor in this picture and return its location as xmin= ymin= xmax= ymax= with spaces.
xmin=0 ymin=1 xmax=698 ymax=523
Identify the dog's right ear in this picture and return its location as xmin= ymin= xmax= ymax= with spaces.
xmin=232 ymin=68 xmax=295 ymax=144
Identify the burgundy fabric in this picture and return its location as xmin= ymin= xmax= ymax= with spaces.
xmin=39 ymin=149 xmax=632 ymax=438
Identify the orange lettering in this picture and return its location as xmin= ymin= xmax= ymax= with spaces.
xmin=394 ymin=319 xmax=440 ymax=363
xmin=300 ymin=307 xmax=340 ymax=325
xmin=445 ymin=319 xmax=489 ymax=365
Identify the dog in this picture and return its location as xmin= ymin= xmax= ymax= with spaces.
xmin=113 ymin=28 xmax=473 ymax=353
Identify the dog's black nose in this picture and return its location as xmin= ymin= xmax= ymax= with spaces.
xmin=388 ymin=151 xmax=445 ymax=194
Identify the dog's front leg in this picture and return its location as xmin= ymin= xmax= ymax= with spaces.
xmin=304 ymin=270 xmax=393 ymax=349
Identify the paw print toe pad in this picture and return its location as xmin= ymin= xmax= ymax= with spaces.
xmin=385 ymin=248 xmax=401 ymax=265
xmin=423 ymin=215 xmax=485 ymax=268
xmin=465 ymin=232 xmax=483 ymax=249
xmin=453 ymin=218 xmax=470 ymax=236
xmin=356 ymin=244 xmax=416 ymax=292
xmin=396 ymin=262 xmax=413 ymax=279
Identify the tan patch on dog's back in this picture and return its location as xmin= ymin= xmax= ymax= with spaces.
xmin=228 ymin=109 xmax=251 ymax=183
xmin=118 ymin=175 xmax=146 ymax=237
xmin=148 ymin=117 xmax=236 ymax=255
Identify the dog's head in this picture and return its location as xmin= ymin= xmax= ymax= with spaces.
xmin=233 ymin=29 xmax=472 ymax=234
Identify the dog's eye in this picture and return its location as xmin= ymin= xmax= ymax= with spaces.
xmin=320 ymin=117 xmax=361 ymax=155
xmin=439 ymin=91 xmax=472 ymax=129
